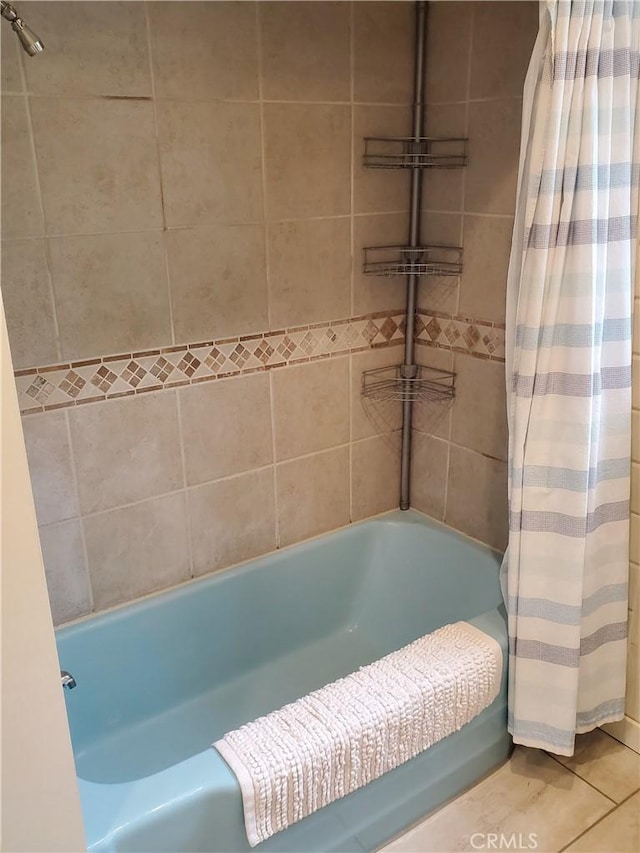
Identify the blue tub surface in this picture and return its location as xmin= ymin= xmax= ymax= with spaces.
xmin=56 ymin=510 xmax=511 ymax=852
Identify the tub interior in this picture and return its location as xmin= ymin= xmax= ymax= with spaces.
xmin=57 ymin=512 xmax=503 ymax=787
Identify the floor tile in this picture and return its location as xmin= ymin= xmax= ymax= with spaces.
xmin=565 ymin=792 xmax=639 ymax=852
xmin=552 ymin=729 xmax=640 ymax=803
xmin=381 ymin=748 xmax=614 ymax=853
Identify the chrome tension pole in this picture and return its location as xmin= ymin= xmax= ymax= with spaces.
xmin=400 ymin=0 xmax=428 ymax=510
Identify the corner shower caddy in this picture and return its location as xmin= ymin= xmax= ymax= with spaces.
xmin=361 ymin=364 xmax=456 ymax=403
xmin=360 ymin=0 xmax=467 ymax=510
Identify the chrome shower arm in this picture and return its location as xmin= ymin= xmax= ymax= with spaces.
xmin=1 ymin=1 xmax=44 ymax=55
xmin=1 ymin=2 xmax=20 ymax=24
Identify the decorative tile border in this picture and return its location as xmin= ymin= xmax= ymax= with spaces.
xmin=416 ymin=310 xmax=506 ymax=362
xmin=15 ymin=311 xmax=406 ymax=415
xmin=14 ymin=309 xmax=506 ymax=415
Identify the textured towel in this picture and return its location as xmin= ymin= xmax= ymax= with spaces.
xmin=214 ymin=621 xmax=502 ymax=846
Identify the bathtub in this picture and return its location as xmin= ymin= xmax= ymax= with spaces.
xmin=56 ymin=509 xmax=511 ymax=852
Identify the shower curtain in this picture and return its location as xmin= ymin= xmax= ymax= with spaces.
xmin=503 ymin=0 xmax=639 ymax=756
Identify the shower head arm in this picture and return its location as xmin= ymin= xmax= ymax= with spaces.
xmin=0 ymin=2 xmax=18 ymax=23
xmin=1 ymin=1 xmax=43 ymax=56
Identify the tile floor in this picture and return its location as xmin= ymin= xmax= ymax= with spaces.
xmin=381 ymin=729 xmax=640 ymax=853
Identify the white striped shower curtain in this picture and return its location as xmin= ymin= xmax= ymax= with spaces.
xmin=503 ymin=0 xmax=639 ymax=755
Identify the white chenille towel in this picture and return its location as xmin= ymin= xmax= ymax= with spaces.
xmin=214 ymin=621 xmax=502 ymax=846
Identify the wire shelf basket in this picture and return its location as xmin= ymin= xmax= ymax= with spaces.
xmin=363 ymin=244 xmax=463 ymax=278
xmin=361 ymin=364 xmax=456 ymax=403
xmin=363 ymin=136 xmax=468 ymax=170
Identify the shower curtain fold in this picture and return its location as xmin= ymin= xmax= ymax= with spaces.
xmin=503 ymin=0 xmax=639 ymax=756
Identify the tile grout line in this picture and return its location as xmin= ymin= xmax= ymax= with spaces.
xmin=1 ymin=225 xmax=171 ymax=241
xmin=557 ymin=790 xmax=632 ymax=853
xmin=17 ymin=56 xmax=65 ymax=363
xmin=445 ymin=3 xmax=472 ymax=524
xmin=356 ymin=430 xmax=403 ymax=447
xmin=440 ymin=356 xmax=454 ymax=525
xmin=276 ymin=440 xmax=356 ymax=469
xmin=545 ymin=747 xmax=632 ymax=807
xmin=173 ymin=388 xmax=194 ymax=579
xmin=9 ymin=91 xmax=414 ymax=108
xmin=33 ymin=424 xmax=402 ymax=542
xmin=45 ymin=457 xmax=279 ymax=529
xmin=62 ymin=408 xmax=94 ymax=615
xmin=143 ymin=1 xmax=176 ymax=347
xmin=458 ymin=0 xmax=475 ymax=320
xmin=442 ymin=1 xmax=475 ymax=526
xmin=411 ymin=428 xmax=507 ymax=467
xmin=617 ymin=787 xmax=640 ymax=803
xmin=556 ymin=770 xmax=620 ymax=811
xmin=0 ymin=208 xmax=513 ymax=246
xmin=268 ymin=371 xmax=281 ymax=550
xmin=10 ymin=91 xmax=522 ymax=108
xmin=255 ymin=1 xmax=273 ymax=333
xmin=60 ymin=508 xmax=395 ymax=631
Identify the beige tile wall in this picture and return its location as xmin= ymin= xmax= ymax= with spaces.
xmin=411 ymin=1 xmax=538 ymax=552
xmin=20 ymin=355 xmax=403 ymax=621
xmin=1 ymin=1 xmax=420 ymax=623
xmin=2 ymin=1 xmax=417 ymax=368
xmin=1 ymin=1 xmax=543 ymax=624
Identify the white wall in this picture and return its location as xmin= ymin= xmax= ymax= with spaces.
xmin=0 ymin=302 xmax=85 ymax=851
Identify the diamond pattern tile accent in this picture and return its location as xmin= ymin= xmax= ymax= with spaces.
xmin=328 ymin=325 xmax=348 ymax=350
xmin=425 ymin=317 xmax=442 ymax=341
xmin=278 ymin=336 xmax=296 ymax=359
xmin=416 ymin=311 xmax=505 ymax=361
xmin=15 ymin=310 xmax=505 ymax=414
xmin=444 ymin=322 xmax=461 ymax=344
xmin=230 ymin=344 xmax=250 ymax=368
xmin=463 ymin=324 xmax=481 ymax=350
xmin=150 ymin=356 xmax=173 ymax=383
xmin=177 ymin=352 xmax=201 ymax=377
xmin=362 ymin=320 xmax=379 ymax=343
xmin=91 ymin=365 xmax=117 ymax=393
xmin=300 ymin=331 xmax=319 ymax=355
xmin=205 ymin=347 xmax=227 ymax=372
xmin=121 ymin=360 xmax=148 ymax=388
xmin=343 ymin=325 xmax=359 ymax=347
xmin=379 ymin=317 xmax=398 ymax=341
xmin=254 ymin=340 xmax=274 ymax=363
xmin=491 ymin=330 xmax=506 ymax=357
xmin=482 ymin=333 xmax=497 ymax=354
xmin=25 ymin=375 xmax=55 ymax=403
xmin=59 ymin=370 xmax=86 ymax=398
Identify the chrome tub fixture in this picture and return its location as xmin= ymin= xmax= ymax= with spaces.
xmin=61 ymin=670 xmax=77 ymax=690
xmin=1 ymin=1 xmax=44 ymax=56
